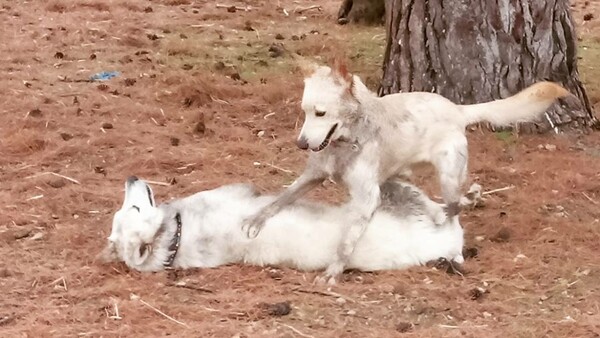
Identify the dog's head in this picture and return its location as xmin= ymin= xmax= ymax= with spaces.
xmin=98 ymin=176 xmax=164 ymax=268
xmin=297 ymin=58 xmax=359 ymax=152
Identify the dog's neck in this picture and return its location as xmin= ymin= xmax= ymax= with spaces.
xmin=163 ymin=212 xmax=182 ymax=268
xmin=336 ymin=76 xmax=381 ymax=146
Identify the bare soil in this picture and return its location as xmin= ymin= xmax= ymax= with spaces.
xmin=1 ymin=0 xmax=600 ymax=337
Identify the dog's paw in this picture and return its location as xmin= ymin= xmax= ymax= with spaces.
xmin=460 ymin=183 xmax=483 ymax=209
xmin=241 ymin=217 xmax=266 ymax=239
xmin=443 ymin=202 xmax=461 ymax=219
xmin=313 ymin=273 xmax=337 ymax=286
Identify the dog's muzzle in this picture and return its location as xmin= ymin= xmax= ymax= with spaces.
xmin=312 ymin=124 xmax=338 ymax=152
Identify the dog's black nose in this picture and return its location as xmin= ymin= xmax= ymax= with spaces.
xmin=126 ymin=176 xmax=139 ymax=185
xmin=296 ymin=137 xmax=309 ymax=150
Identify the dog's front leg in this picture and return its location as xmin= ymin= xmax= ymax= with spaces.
xmin=319 ymin=159 xmax=381 ymax=284
xmin=242 ymin=170 xmax=325 ymax=238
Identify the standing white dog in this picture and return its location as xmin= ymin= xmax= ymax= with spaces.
xmin=243 ymin=58 xmax=569 ymax=283
xmin=99 ymin=177 xmax=480 ymax=273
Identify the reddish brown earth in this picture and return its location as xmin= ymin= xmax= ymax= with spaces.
xmin=1 ymin=0 xmax=600 ymax=337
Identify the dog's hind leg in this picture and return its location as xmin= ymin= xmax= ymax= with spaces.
xmin=433 ymin=133 xmax=469 ymax=219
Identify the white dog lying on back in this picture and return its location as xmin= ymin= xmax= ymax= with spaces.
xmin=99 ymin=176 xmax=481 ymax=273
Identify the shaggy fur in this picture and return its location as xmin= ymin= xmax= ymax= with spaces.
xmin=98 ymin=177 xmax=482 ymax=273
xmin=242 ymin=59 xmax=569 ymax=283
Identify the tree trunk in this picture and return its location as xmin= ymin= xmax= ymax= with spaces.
xmin=379 ymin=0 xmax=598 ymax=133
xmin=337 ymin=0 xmax=385 ymax=25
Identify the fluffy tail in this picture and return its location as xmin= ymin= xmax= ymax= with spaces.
xmin=460 ymin=82 xmax=570 ymax=127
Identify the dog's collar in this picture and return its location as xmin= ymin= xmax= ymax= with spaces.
xmin=164 ymin=212 xmax=182 ymax=269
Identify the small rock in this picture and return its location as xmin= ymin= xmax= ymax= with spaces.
xmin=258 ymin=301 xmax=291 ymax=317
xmin=482 ymin=311 xmax=492 ymax=318
xmin=124 ymin=78 xmax=136 ymax=86
xmin=243 ymin=21 xmax=254 ymax=31
xmin=275 ymin=33 xmax=285 ymax=40
xmin=143 ymin=6 xmax=153 ymax=13
xmin=170 ymin=137 xmax=180 ymax=146
xmin=147 ymin=33 xmax=160 ymax=41
xmin=97 ymin=84 xmax=109 ymax=91
xmin=214 ymin=61 xmax=226 ymax=71
xmin=101 ymin=122 xmax=113 ymax=129
xmin=583 ymin=13 xmax=594 ymax=21
xmin=267 ymin=268 xmax=283 ymax=280
xmin=89 ymin=53 xmax=97 ymax=60
xmin=48 ymin=179 xmax=66 ymax=189
xmin=257 ymin=130 xmax=265 ymax=138
xmin=194 ymin=121 xmax=206 ymax=135
xmin=180 ymin=33 xmax=188 ymax=39
xmin=469 ymin=287 xmax=487 ymax=300
xmin=94 ymin=166 xmax=106 ymax=175
xmin=28 ymin=108 xmax=42 ymax=118
xmin=54 ymin=51 xmax=64 ymax=59
xmin=230 ymin=73 xmax=241 ymax=81
xmin=462 ymin=247 xmax=479 ymax=259
xmin=291 ymin=35 xmax=300 ymax=41
xmin=336 ymin=297 xmax=346 ymax=305
xmin=396 ymin=322 xmax=412 ymax=333
xmin=540 ymin=294 xmax=550 ymax=301
xmin=182 ymin=63 xmax=193 ymax=70
xmin=227 ymin=5 xmax=236 ymax=13
xmin=346 ymin=310 xmax=356 ymax=316
xmin=13 ymin=228 xmax=32 ymax=240
xmin=268 ymin=44 xmax=285 ymax=58
xmin=490 ymin=227 xmax=511 ymax=243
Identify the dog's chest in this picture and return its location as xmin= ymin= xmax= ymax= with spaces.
xmin=326 ymin=141 xmax=361 ymax=176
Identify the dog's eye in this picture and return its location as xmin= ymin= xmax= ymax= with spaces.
xmin=315 ymin=110 xmax=326 ymax=117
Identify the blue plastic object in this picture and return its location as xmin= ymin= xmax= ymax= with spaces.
xmin=90 ymin=71 xmax=120 ymax=81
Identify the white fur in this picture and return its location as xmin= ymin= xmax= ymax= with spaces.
xmin=100 ymin=178 xmax=467 ymax=273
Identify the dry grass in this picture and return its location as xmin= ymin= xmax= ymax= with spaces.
xmin=1 ymin=0 xmax=600 ymax=337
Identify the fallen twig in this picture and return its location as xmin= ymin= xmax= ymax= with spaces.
xmin=255 ymin=162 xmax=295 ymax=175
xmin=281 ymin=323 xmax=315 ymax=338
xmin=293 ymin=288 xmax=357 ymax=303
xmin=25 ymin=172 xmax=81 ymax=185
xmin=144 ymin=180 xmax=172 ymax=187
xmin=216 ymin=4 xmax=251 ymax=11
xmin=132 ymin=294 xmax=189 ymax=328
xmin=190 ymin=24 xmax=215 ymax=28
xmin=26 ymin=195 xmax=44 ymax=201
xmin=168 ymin=282 xmax=214 ymax=293
xmin=294 ymin=5 xmax=322 ymax=14
xmin=582 ymin=192 xmax=598 ymax=205
xmin=482 ymin=185 xmax=515 ymax=196
xmin=210 ymin=95 xmax=231 ymax=105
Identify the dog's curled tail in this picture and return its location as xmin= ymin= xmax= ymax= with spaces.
xmin=460 ymin=82 xmax=570 ymax=127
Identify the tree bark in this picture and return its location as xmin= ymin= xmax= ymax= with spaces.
xmin=379 ymin=0 xmax=598 ymax=133
xmin=337 ymin=0 xmax=385 ymax=25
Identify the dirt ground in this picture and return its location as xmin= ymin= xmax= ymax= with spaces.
xmin=1 ymin=0 xmax=600 ymax=337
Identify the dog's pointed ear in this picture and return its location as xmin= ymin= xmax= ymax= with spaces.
xmin=330 ymin=57 xmax=352 ymax=84
xmin=330 ymin=57 xmax=356 ymax=97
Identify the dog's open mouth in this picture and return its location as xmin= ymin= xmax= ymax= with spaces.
xmin=312 ymin=124 xmax=338 ymax=152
